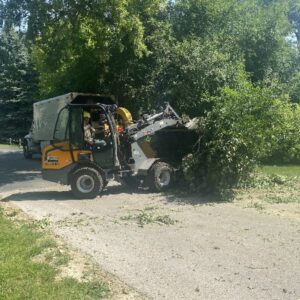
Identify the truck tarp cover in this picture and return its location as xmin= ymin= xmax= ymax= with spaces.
xmin=32 ymin=93 xmax=114 ymax=141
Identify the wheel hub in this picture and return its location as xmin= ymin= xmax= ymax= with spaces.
xmin=159 ymin=170 xmax=171 ymax=187
xmin=76 ymin=175 xmax=95 ymax=193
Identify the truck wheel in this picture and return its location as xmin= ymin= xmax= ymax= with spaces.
xmin=23 ymin=141 xmax=32 ymax=159
xmin=70 ymin=168 xmax=104 ymax=199
xmin=147 ymin=162 xmax=173 ymax=192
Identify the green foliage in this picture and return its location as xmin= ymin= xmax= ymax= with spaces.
xmin=288 ymin=0 xmax=300 ymax=46
xmin=0 ymin=27 xmax=37 ymax=140
xmin=265 ymin=102 xmax=300 ymax=163
xmin=234 ymin=0 xmax=292 ymax=82
xmin=28 ymin=0 xmax=164 ymax=99
xmin=182 ymin=79 xmax=299 ymax=193
xmin=241 ymin=173 xmax=291 ymax=189
xmin=150 ymin=37 xmax=244 ymax=117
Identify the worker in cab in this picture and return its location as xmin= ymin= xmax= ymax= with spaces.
xmin=83 ymin=111 xmax=95 ymax=145
xmin=98 ymin=113 xmax=110 ymax=138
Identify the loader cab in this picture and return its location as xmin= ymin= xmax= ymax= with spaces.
xmin=52 ymin=103 xmax=119 ymax=170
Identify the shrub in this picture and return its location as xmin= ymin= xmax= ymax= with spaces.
xmin=182 ymin=79 xmax=297 ymax=194
xmin=265 ymin=103 xmax=300 ymax=164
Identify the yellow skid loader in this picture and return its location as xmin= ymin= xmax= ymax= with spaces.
xmin=42 ymin=101 xmax=196 ymax=198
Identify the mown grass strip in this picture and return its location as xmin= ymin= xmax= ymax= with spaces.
xmin=0 ymin=144 xmax=20 ymax=149
xmin=259 ymin=165 xmax=300 ymax=177
xmin=0 ymin=208 xmax=108 ymax=300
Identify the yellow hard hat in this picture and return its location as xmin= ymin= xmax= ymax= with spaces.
xmin=116 ymin=107 xmax=133 ymax=126
xmin=83 ymin=111 xmax=91 ymax=118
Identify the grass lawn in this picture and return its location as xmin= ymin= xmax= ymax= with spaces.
xmin=0 ymin=207 xmax=108 ymax=300
xmin=259 ymin=165 xmax=300 ymax=177
xmin=0 ymin=144 xmax=20 ymax=149
xmin=236 ymin=164 xmax=300 ymax=212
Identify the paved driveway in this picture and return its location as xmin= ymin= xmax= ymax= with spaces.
xmin=1 ymin=149 xmax=299 ymax=300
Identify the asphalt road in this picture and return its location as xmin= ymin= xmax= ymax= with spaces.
xmin=1 ymin=148 xmax=300 ymax=300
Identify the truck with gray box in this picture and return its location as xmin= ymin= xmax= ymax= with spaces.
xmin=23 ymin=93 xmax=114 ymax=158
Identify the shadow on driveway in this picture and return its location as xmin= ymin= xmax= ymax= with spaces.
xmin=0 ymin=149 xmax=223 ymax=205
xmin=0 ymin=150 xmax=41 ymax=187
xmin=2 ymin=184 xmax=151 ymax=202
xmin=2 ymin=191 xmax=74 ymax=201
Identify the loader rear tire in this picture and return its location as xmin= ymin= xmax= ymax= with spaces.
xmin=70 ymin=167 xmax=104 ymax=199
xmin=147 ymin=162 xmax=173 ymax=192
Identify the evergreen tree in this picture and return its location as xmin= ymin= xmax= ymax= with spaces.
xmin=0 ymin=27 xmax=36 ymax=141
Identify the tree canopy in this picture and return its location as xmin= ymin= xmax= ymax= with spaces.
xmin=0 ymin=27 xmax=36 ymax=140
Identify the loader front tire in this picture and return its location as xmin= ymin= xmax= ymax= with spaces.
xmin=147 ymin=162 xmax=173 ymax=192
xmin=70 ymin=167 xmax=104 ymax=199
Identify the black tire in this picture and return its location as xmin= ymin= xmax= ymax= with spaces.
xmin=70 ymin=167 xmax=104 ymax=199
xmin=147 ymin=162 xmax=173 ymax=192
xmin=103 ymin=180 xmax=109 ymax=189
xmin=122 ymin=176 xmax=140 ymax=190
xmin=23 ymin=141 xmax=32 ymax=159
